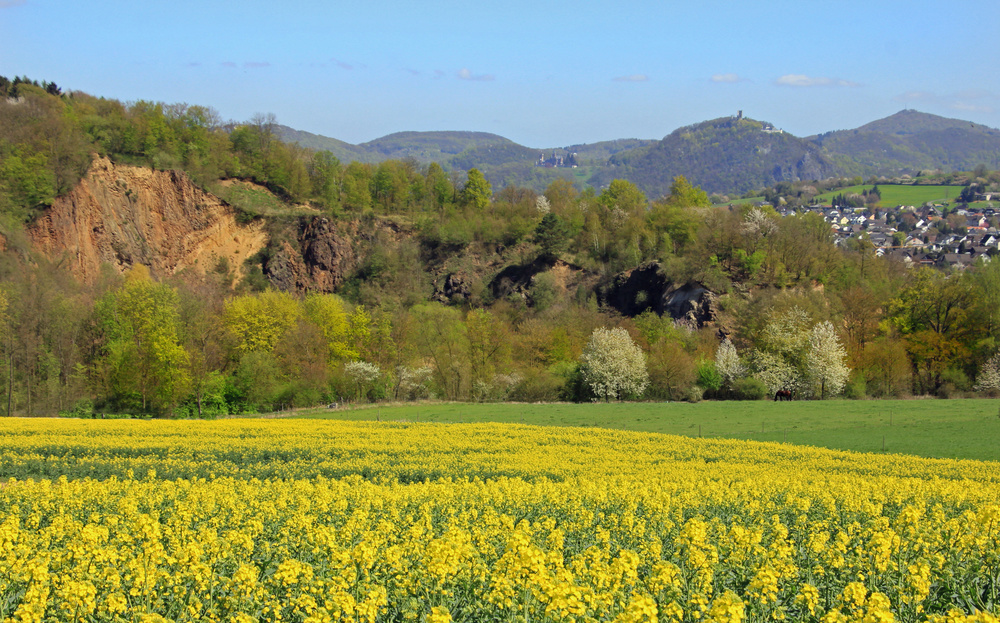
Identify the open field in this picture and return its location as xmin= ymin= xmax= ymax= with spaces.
xmin=298 ymin=399 xmax=1000 ymax=461
xmin=1 ymin=418 xmax=998 ymax=622
xmin=715 ymin=196 xmax=765 ymax=206
xmin=813 ymin=184 xmax=964 ymax=207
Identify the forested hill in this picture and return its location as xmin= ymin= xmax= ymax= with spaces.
xmin=278 ymin=111 xmax=1000 ymax=197
xmin=592 ymin=116 xmax=837 ymax=196
xmin=276 ymin=126 xmax=655 ymax=192
xmin=811 ymin=110 xmax=1000 ymax=175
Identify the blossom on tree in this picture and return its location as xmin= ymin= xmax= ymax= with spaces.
xmin=715 ymin=337 xmax=746 ymax=387
xmin=579 ymin=327 xmax=648 ymax=401
xmin=974 ymin=352 xmax=1000 ymax=394
xmin=805 ymin=321 xmax=850 ymax=398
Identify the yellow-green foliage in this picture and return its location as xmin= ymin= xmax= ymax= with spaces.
xmin=2 ymin=420 xmax=999 ymax=622
xmin=222 ymin=290 xmax=301 ymax=355
xmin=303 ymin=293 xmax=357 ymax=363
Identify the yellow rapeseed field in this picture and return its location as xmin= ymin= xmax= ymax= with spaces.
xmin=1 ymin=419 xmax=998 ymax=623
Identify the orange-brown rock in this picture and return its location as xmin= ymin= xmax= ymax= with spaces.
xmin=28 ymin=157 xmax=268 ymax=282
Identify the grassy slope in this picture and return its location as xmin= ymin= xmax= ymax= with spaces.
xmin=297 ymin=399 xmax=1000 ymax=462
xmin=813 ymin=184 xmax=964 ymax=207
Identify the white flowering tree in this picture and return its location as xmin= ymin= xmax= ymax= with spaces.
xmin=761 ymin=306 xmax=812 ymax=361
xmin=394 ymin=365 xmax=433 ymax=400
xmin=715 ymin=338 xmax=746 ymax=388
xmin=579 ymin=327 xmax=649 ymax=401
xmin=805 ymin=321 xmax=850 ymax=399
xmin=974 ymin=353 xmax=1000 ymax=394
xmin=344 ymin=360 xmax=381 ymax=401
xmin=748 ymin=350 xmax=802 ymax=396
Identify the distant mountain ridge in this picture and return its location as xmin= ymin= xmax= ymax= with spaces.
xmin=277 ymin=110 xmax=1000 ymax=195
xmin=811 ymin=110 xmax=1000 ymax=176
xmin=593 ymin=116 xmax=837 ymax=196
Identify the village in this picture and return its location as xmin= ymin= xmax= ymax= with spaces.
xmin=775 ymin=197 xmax=999 ymax=269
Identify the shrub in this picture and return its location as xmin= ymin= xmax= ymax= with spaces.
xmin=732 ymin=377 xmax=769 ymax=400
xmin=843 ymin=375 xmax=867 ymax=400
xmin=695 ymin=359 xmax=722 ymax=393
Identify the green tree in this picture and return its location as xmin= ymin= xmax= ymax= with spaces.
xmin=222 ymin=290 xmax=300 ymax=356
xmin=662 ymin=175 xmax=711 ymax=208
xmin=888 ymin=267 xmax=971 ymax=393
xmin=599 ymin=179 xmax=647 ymax=213
xmin=534 ymin=212 xmax=571 ymax=260
xmin=93 ymin=266 xmax=189 ymax=413
xmin=409 ymin=303 xmax=469 ymax=400
xmin=461 ymin=168 xmax=492 ymax=210
xmin=303 ymin=293 xmax=357 ymax=363
xmin=466 ymin=308 xmax=512 ymax=401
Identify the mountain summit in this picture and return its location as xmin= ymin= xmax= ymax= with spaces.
xmin=591 ymin=115 xmax=836 ymax=196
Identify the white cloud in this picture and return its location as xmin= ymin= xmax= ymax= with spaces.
xmin=332 ymin=58 xmax=354 ymax=70
xmin=613 ymin=74 xmax=649 ymax=82
xmin=457 ymin=68 xmax=495 ymax=81
xmin=243 ymin=62 xmax=271 ymax=69
xmin=711 ymin=73 xmax=743 ymax=83
xmin=775 ymin=74 xmax=858 ymax=87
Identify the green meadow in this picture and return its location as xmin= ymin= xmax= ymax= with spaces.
xmin=298 ymin=399 xmax=1000 ymax=462
xmin=814 ymin=184 xmax=964 ymax=208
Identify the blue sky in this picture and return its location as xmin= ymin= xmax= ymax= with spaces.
xmin=2 ymin=0 xmax=998 ymax=147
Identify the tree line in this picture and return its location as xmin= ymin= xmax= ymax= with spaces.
xmin=5 ymin=79 xmax=1000 ymax=414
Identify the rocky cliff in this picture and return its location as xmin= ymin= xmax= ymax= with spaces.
xmin=28 ymin=157 xmax=268 ymax=282
xmin=262 ymin=217 xmax=357 ymax=293
xmin=603 ymin=262 xmax=717 ymax=327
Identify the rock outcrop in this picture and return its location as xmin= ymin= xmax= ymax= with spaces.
xmin=603 ymin=262 xmax=717 ymax=327
xmin=263 ymin=217 xmax=357 ymax=293
xmin=29 ymin=157 xmax=268 ymax=282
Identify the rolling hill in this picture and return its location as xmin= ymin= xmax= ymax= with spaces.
xmin=811 ymin=110 xmax=1000 ymax=174
xmin=592 ymin=116 xmax=837 ymax=196
xmin=277 ymin=110 xmax=1000 ymax=196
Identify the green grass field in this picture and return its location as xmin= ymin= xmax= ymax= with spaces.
xmin=297 ymin=399 xmax=1000 ymax=462
xmin=716 ymin=196 xmax=765 ymax=206
xmin=814 ymin=184 xmax=964 ymax=208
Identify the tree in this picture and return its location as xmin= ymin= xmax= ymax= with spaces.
xmin=93 ymin=266 xmax=189 ymax=413
xmin=466 ymin=308 xmax=512 ymax=401
xmin=303 ymin=293 xmax=356 ymax=364
xmin=534 ymin=212 xmax=571 ymax=260
xmin=344 ymin=360 xmax=381 ymax=402
xmin=599 ymin=179 xmax=647 ymax=213
xmin=973 ymin=352 xmax=1000 ymax=395
xmin=715 ymin=337 xmax=746 ymax=388
xmin=805 ymin=321 xmax=849 ymax=398
xmin=662 ymin=175 xmax=711 ymax=208
xmin=579 ymin=327 xmax=648 ymax=401
xmin=222 ymin=290 xmax=300 ymax=356
xmin=409 ymin=303 xmax=469 ymax=400
xmin=747 ymin=350 xmax=799 ymax=396
xmin=461 ymin=168 xmax=491 ymax=210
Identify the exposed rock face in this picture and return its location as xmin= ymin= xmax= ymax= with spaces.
xmin=263 ymin=217 xmax=356 ymax=293
xmin=664 ymin=282 xmax=717 ymax=327
xmin=490 ymin=257 xmax=557 ymax=301
xmin=300 ymin=217 xmax=355 ymax=291
xmin=433 ymin=273 xmax=472 ymax=304
xmin=604 ymin=262 xmax=716 ymax=326
xmin=28 ymin=157 xmax=268 ymax=282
